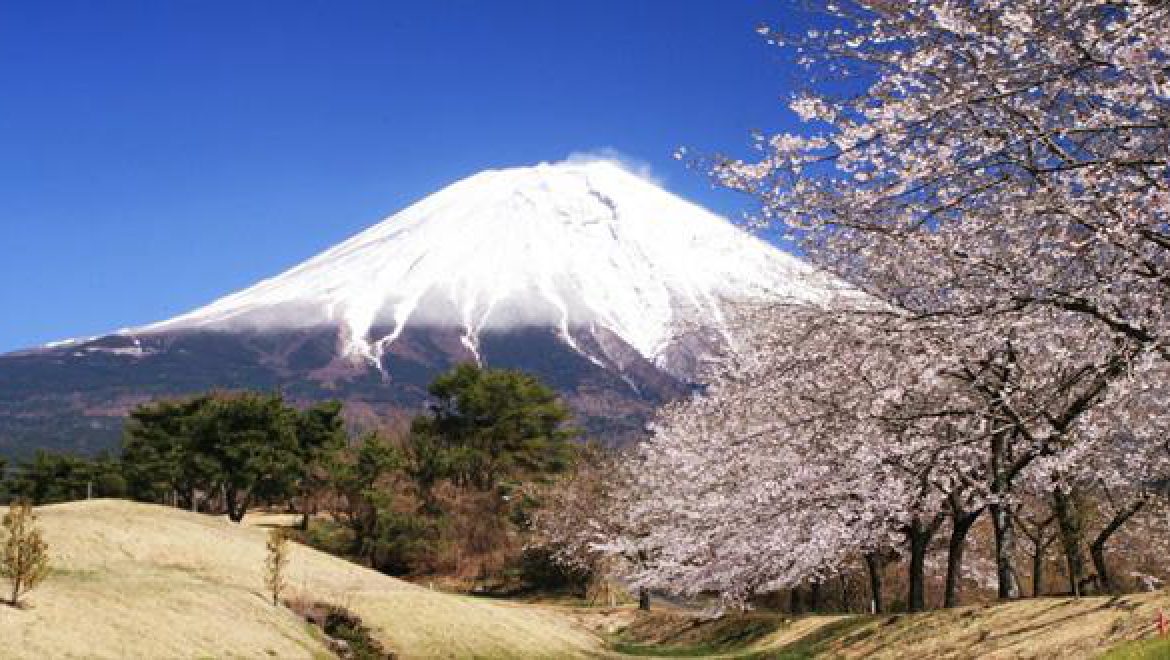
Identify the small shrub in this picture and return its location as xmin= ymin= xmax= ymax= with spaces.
xmin=1 ymin=500 xmax=51 ymax=607
xmin=264 ymin=528 xmax=290 ymax=606
xmin=297 ymin=601 xmax=392 ymax=659
xmin=362 ymin=510 xmax=439 ymax=576
xmin=299 ymin=518 xmax=354 ymax=557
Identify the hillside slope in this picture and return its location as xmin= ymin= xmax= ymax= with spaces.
xmin=827 ymin=593 xmax=1170 ymax=659
xmin=601 ymin=593 xmax=1170 ymax=659
xmin=5 ymin=499 xmax=1161 ymax=659
xmin=0 ymin=500 xmax=605 ymax=659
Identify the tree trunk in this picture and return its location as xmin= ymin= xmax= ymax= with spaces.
xmin=945 ymin=505 xmax=982 ymax=608
xmin=909 ymin=541 xmax=926 ymax=612
xmin=790 ymin=587 xmax=803 ymax=615
xmin=989 ymin=433 xmax=1021 ymax=601
xmin=1089 ymin=540 xmax=1110 ymax=594
xmin=1052 ymin=489 xmax=1088 ymax=596
xmin=638 ymin=587 xmax=650 ymax=611
xmin=225 ymin=488 xmax=249 ymax=523
xmin=1016 ymin=513 xmax=1056 ymax=598
xmin=989 ymin=502 xmax=1021 ymax=600
xmin=809 ymin=581 xmax=822 ymax=613
xmin=907 ymin=522 xmax=933 ymax=613
xmin=298 ymin=490 xmax=315 ymax=531
xmin=1090 ymin=498 xmax=1146 ymax=595
xmin=864 ymin=553 xmax=884 ymax=614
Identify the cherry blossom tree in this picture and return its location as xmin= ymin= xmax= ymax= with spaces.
xmin=611 ymin=304 xmax=981 ymax=610
xmin=1013 ymin=500 xmax=1059 ymax=597
xmin=556 ymin=0 xmax=1170 ymax=614
xmin=713 ymin=1 xmax=1169 ymax=361
xmin=1026 ymin=358 xmax=1170 ymax=593
xmin=684 ymin=0 xmax=1168 ymax=605
xmin=606 ymin=297 xmax=1164 ymax=608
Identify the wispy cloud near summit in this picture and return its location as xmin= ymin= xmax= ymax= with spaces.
xmin=559 ymin=147 xmax=664 ymax=186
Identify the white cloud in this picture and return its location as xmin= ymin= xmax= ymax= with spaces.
xmin=559 ymin=147 xmax=664 ymax=185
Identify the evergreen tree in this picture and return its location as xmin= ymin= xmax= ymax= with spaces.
xmin=122 ymin=392 xmax=306 ymax=521
xmin=294 ymin=401 xmax=347 ymax=529
xmin=122 ymin=396 xmax=216 ymax=507
xmin=328 ymin=433 xmax=403 ymax=542
xmin=187 ymin=392 xmax=302 ymax=522
xmin=410 ymin=364 xmax=576 ymax=493
xmin=2 ymin=451 xmax=126 ymax=505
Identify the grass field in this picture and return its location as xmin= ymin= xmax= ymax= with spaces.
xmin=0 ymin=499 xmax=605 ymax=659
xmin=823 ymin=592 xmax=1170 ymax=659
xmin=596 ymin=593 xmax=1170 ymax=659
xmin=1102 ymin=636 xmax=1170 ymax=659
xmin=2 ymin=499 xmax=1169 ymax=658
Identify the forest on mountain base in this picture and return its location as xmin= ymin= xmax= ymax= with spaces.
xmin=0 ymin=364 xmax=599 ymax=597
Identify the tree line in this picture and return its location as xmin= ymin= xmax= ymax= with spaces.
xmin=1 ymin=364 xmax=583 ymax=585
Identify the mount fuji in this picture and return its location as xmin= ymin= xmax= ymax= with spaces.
xmin=0 ymin=159 xmax=836 ymax=457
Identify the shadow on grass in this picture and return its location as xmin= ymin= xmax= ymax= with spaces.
xmin=612 ymin=615 xmax=872 ymax=659
xmin=612 ymin=616 xmax=780 ymax=657
xmin=747 ymin=617 xmax=873 ymax=660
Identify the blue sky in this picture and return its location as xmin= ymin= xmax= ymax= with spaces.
xmin=0 ymin=1 xmax=814 ymax=352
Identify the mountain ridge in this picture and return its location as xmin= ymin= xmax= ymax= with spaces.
xmin=0 ymin=159 xmax=836 ymax=457
xmin=125 ymin=159 xmax=832 ymax=371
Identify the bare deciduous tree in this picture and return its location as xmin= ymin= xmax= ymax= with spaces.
xmin=2 ymin=500 xmax=50 ymax=607
xmin=264 ymin=528 xmax=290 ymax=606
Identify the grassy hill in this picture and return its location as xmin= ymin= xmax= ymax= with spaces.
xmin=0 ymin=499 xmax=605 ymax=659
xmin=3 ymin=499 xmax=1168 ymax=659
xmin=600 ymin=592 xmax=1170 ymax=659
xmin=822 ymin=593 xmax=1170 ymax=659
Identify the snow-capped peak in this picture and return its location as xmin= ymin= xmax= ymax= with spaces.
xmin=139 ymin=159 xmax=835 ymax=364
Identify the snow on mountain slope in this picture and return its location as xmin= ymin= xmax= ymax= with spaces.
xmin=138 ymin=159 xmax=835 ymax=369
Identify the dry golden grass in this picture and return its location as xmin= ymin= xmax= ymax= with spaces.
xmin=0 ymin=500 xmax=607 ymax=659
xmin=752 ymin=614 xmax=851 ymax=651
xmin=809 ymin=591 xmax=1170 ymax=659
xmin=7 ymin=499 xmax=1163 ymax=659
xmin=568 ymin=593 xmax=1170 ymax=659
